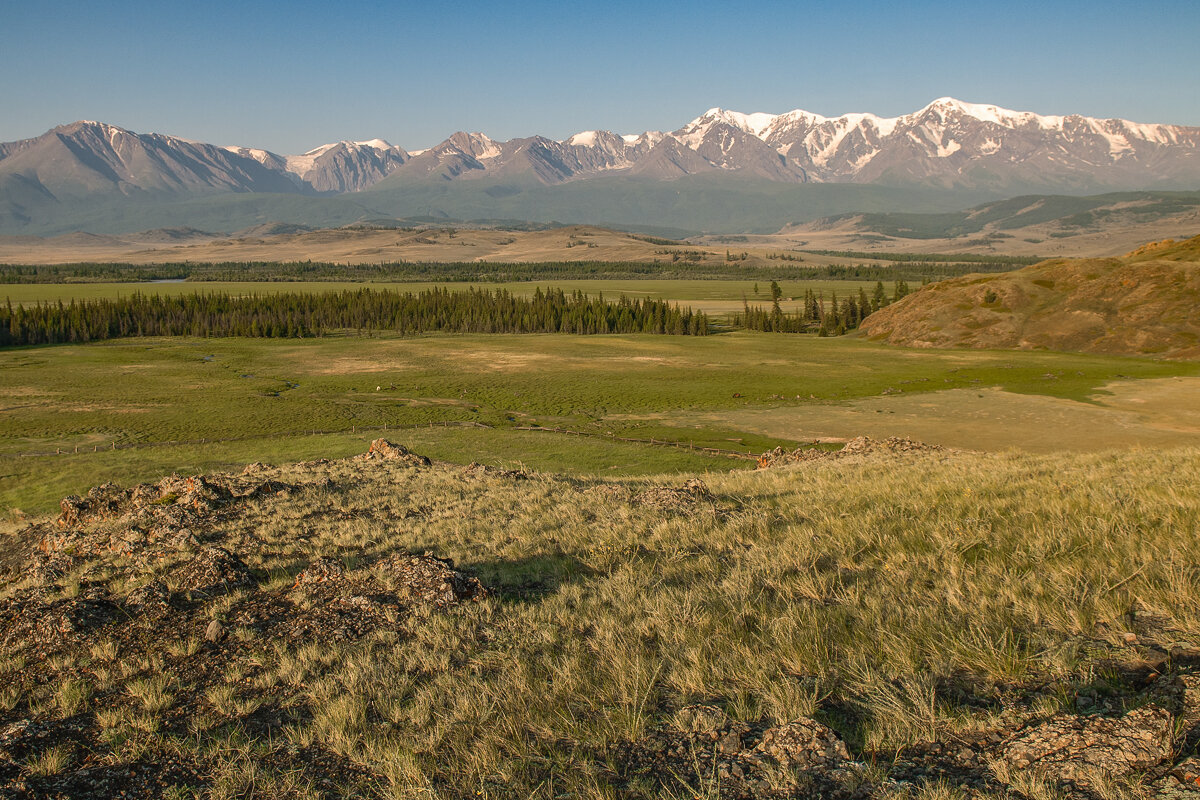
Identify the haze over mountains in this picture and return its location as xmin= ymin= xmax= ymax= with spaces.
xmin=2 ymin=99 xmax=1198 ymax=236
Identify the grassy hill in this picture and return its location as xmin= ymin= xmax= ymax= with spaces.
xmin=773 ymin=191 xmax=1200 ymax=258
xmin=1 ymin=443 xmax=1198 ymax=798
xmin=859 ymin=235 xmax=1200 ymax=358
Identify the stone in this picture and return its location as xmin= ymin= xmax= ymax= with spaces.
xmin=1000 ymin=706 xmax=1173 ymax=783
xmin=378 ymin=553 xmax=487 ymax=607
xmin=174 ymin=547 xmax=255 ymax=597
xmin=358 ymin=439 xmax=431 ymax=466
xmin=205 ymin=619 xmax=225 ymax=642
xmin=752 ymin=718 xmax=850 ymax=769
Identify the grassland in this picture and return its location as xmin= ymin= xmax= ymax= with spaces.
xmin=4 ymin=245 xmax=1200 ymax=799
xmin=2 ymin=445 xmax=1198 ymax=798
xmin=3 ymin=330 xmax=1197 ymax=516
xmin=0 ymin=225 xmax=805 ymax=266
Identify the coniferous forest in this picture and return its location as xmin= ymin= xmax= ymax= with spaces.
xmin=0 ymin=287 xmax=710 ymax=347
xmin=732 ymin=280 xmax=910 ymax=335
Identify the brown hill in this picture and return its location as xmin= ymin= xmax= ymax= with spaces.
xmin=859 ymin=236 xmax=1200 ymax=358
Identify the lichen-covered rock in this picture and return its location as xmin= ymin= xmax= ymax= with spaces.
xmin=1155 ymin=757 xmax=1200 ymax=798
xmin=125 ymin=580 xmax=172 ymax=616
xmin=753 ymin=718 xmax=851 ymax=769
xmin=1000 ymin=705 xmax=1173 ymax=782
xmin=293 ymin=556 xmax=347 ymax=587
xmin=674 ymin=704 xmax=734 ymax=734
xmin=57 ymin=483 xmax=130 ymax=527
xmin=634 ymin=478 xmax=713 ymax=510
xmin=462 ymin=461 xmax=528 ymax=480
xmin=614 ymin=713 xmax=861 ymax=800
xmin=377 ymin=553 xmax=486 ymax=607
xmin=173 ymin=547 xmax=255 ymax=597
xmin=358 ymin=439 xmax=431 ymax=466
xmin=23 ymin=552 xmax=76 ymax=585
xmin=757 ymin=436 xmax=945 ymax=469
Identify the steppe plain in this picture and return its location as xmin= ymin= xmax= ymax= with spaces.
xmin=1 ymin=226 xmax=1199 ymax=800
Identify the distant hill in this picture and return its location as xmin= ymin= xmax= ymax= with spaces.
xmin=859 ymin=236 xmax=1200 ymax=358
xmin=772 ymin=191 xmax=1200 ymax=257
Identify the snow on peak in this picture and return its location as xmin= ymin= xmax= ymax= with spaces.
xmin=453 ymin=132 xmax=501 ymax=159
xmin=691 ymin=108 xmax=779 ymax=138
xmin=301 ymin=142 xmax=341 ymax=158
xmin=224 ymin=145 xmax=278 ymax=166
xmin=353 ymin=138 xmax=393 ymax=150
xmin=918 ymin=97 xmax=1064 ymax=129
xmin=566 ymin=130 xmax=601 ymax=147
xmin=621 ymin=131 xmax=665 ymax=148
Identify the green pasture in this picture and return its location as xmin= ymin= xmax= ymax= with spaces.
xmin=2 ymin=330 xmax=1195 ymax=515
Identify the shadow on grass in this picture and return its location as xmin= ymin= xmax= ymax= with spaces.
xmin=467 ymin=552 xmax=594 ymax=601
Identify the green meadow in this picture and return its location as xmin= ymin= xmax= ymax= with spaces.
xmin=3 ymin=327 xmax=1196 ymax=516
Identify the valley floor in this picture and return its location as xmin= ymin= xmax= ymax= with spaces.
xmin=2 ymin=331 xmax=1197 ymax=517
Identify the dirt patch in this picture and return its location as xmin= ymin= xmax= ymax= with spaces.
xmin=677 ymin=381 xmax=1200 ymax=453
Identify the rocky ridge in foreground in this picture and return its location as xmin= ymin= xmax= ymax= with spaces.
xmin=2 ymin=441 xmax=1199 ymax=798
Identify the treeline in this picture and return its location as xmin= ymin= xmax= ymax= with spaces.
xmin=0 ymin=287 xmax=709 ymax=347
xmin=0 ymin=257 xmax=1021 ymax=285
xmin=733 ymin=280 xmax=911 ymax=336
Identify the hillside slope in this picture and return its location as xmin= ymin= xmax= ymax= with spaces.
xmin=772 ymin=191 xmax=1200 ymax=257
xmin=2 ymin=442 xmax=1200 ymax=798
xmin=859 ymin=236 xmax=1200 ymax=357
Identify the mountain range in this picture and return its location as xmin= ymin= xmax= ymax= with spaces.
xmin=2 ymin=99 xmax=1198 ymax=236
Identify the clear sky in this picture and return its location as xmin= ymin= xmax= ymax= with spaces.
xmin=3 ymin=0 xmax=1198 ymax=154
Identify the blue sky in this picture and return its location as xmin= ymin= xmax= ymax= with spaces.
xmin=3 ymin=0 xmax=1197 ymax=153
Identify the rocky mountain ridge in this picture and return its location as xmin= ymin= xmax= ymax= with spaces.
xmin=3 ymin=99 xmax=1198 ymax=235
xmin=4 ymin=99 xmax=1198 ymax=199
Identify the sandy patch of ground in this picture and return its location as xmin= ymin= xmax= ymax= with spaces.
xmin=0 ymin=386 xmax=57 ymax=398
xmin=653 ymin=377 xmax=1200 ymax=453
xmin=307 ymin=357 xmax=411 ymax=375
xmin=443 ymin=350 xmax=560 ymax=371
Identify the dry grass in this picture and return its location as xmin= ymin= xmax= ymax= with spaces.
xmin=2 ymin=445 xmax=1199 ymax=797
xmin=0 ymin=225 xmax=744 ymax=266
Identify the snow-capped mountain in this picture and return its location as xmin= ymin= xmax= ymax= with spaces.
xmin=225 ymin=139 xmax=409 ymax=193
xmin=742 ymin=98 xmax=1200 ymax=190
xmin=2 ymin=100 xmax=1197 ymax=234
xmin=363 ymin=97 xmax=1198 ymax=192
